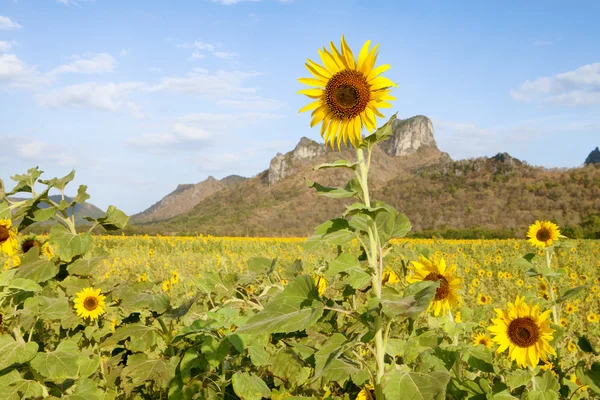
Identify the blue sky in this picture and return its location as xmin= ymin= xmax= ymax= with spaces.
xmin=1 ymin=0 xmax=599 ymax=215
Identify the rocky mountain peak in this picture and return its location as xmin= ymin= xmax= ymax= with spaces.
xmin=266 ymin=137 xmax=327 ymax=185
xmin=379 ymin=115 xmax=437 ymax=156
xmin=585 ymin=147 xmax=600 ymax=165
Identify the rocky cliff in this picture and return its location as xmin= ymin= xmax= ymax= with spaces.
xmin=133 ymin=175 xmax=246 ymax=223
xmin=585 ymin=147 xmax=600 ymax=165
xmin=266 ymin=137 xmax=326 ymax=185
xmin=380 ymin=115 xmax=437 ymax=156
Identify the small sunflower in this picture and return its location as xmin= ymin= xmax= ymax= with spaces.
xmin=110 ymin=318 xmax=118 ymax=332
xmin=587 ymin=313 xmax=599 ymax=323
xmin=138 ymin=272 xmax=148 ymax=282
xmin=20 ymin=236 xmax=42 ymax=254
xmin=298 ymin=36 xmax=397 ymax=149
xmin=473 ymin=332 xmax=493 ymax=349
xmin=559 ymin=318 xmax=568 ymax=328
xmin=565 ymin=302 xmax=578 ymax=314
xmin=170 ymin=270 xmax=179 ymax=285
xmin=73 ymin=287 xmax=106 ymax=321
xmin=0 ymin=219 xmax=19 ymax=257
xmin=567 ymin=342 xmax=577 ymax=353
xmin=41 ymin=242 xmax=54 ymax=260
xmin=314 ymin=274 xmax=327 ymax=296
xmin=356 ymin=384 xmax=374 ymax=400
xmin=162 ymin=280 xmax=171 ymax=293
xmin=407 ymin=256 xmax=461 ymax=316
xmin=488 ymin=295 xmax=556 ymax=368
xmin=477 ymin=293 xmax=491 ymax=305
xmin=517 ymin=279 xmax=524 ymax=287
xmin=382 ymin=266 xmax=400 ymax=285
xmin=527 ymin=221 xmax=560 ymax=249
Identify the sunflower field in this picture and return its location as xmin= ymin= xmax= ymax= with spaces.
xmin=0 ymin=36 xmax=599 ymax=400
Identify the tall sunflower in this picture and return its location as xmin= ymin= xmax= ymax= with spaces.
xmin=73 ymin=287 xmax=106 ymax=321
xmin=488 ymin=295 xmax=556 ymax=368
xmin=0 ymin=219 xmax=19 ymax=257
xmin=527 ymin=221 xmax=560 ymax=249
xmin=298 ymin=36 xmax=397 ymax=149
xmin=407 ymin=256 xmax=461 ymax=316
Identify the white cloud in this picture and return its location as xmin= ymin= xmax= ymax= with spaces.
xmin=50 ymin=53 xmax=116 ymax=75
xmin=178 ymin=40 xmax=215 ymax=51
xmin=0 ymin=16 xmax=22 ymax=30
xmin=0 ymin=135 xmax=76 ymax=166
xmin=119 ymin=49 xmax=129 ymax=56
xmin=148 ymin=69 xmax=260 ymax=98
xmin=210 ymin=0 xmax=260 ymax=4
xmin=190 ymin=51 xmax=206 ymax=60
xmin=127 ymin=123 xmax=212 ymax=151
xmin=244 ymin=140 xmax=295 ymax=156
xmin=0 ymin=41 xmax=14 ymax=52
xmin=35 ymin=82 xmax=145 ymax=117
xmin=214 ymin=51 xmax=237 ymax=59
xmin=0 ymin=53 xmax=50 ymax=89
xmin=511 ymin=62 xmax=600 ymax=106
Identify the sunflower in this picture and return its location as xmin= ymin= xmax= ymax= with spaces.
xmin=587 ymin=313 xmax=599 ymax=323
xmin=517 ymin=279 xmax=524 ymax=287
xmin=298 ymin=36 xmax=397 ymax=149
xmin=559 ymin=318 xmax=567 ymax=328
xmin=41 ymin=242 xmax=54 ymax=260
xmin=170 ymin=270 xmax=179 ymax=285
xmin=407 ymin=256 xmax=461 ymax=316
xmin=162 ymin=280 xmax=171 ymax=293
xmin=382 ymin=266 xmax=400 ymax=285
xmin=488 ymin=295 xmax=556 ymax=368
xmin=473 ymin=332 xmax=493 ymax=349
xmin=73 ymin=287 xmax=106 ymax=321
xmin=21 ymin=236 xmax=42 ymax=254
xmin=477 ymin=293 xmax=491 ymax=305
xmin=567 ymin=342 xmax=577 ymax=353
xmin=356 ymin=384 xmax=374 ymax=400
xmin=0 ymin=219 xmax=19 ymax=257
xmin=314 ymin=274 xmax=327 ymax=296
xmin=527 ymin=221 xmax=560 ymax=249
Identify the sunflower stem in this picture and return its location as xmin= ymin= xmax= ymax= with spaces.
xmin=545 ymin=249 xmax=559 ymax=326
xmin=357 ymin=147 xmax=385 ymax=399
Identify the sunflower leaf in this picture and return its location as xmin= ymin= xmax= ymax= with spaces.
xmin=305 ymin=179 xmax=357 ymax=199
xmin=381 ymin=281 xmax=438 ymax=319
xmin=313 ymin=159 xmax=359 ymax=171
xmin=361 ymin=113 xmax=397 ymax=150
xmin=0 ymin=335 xmax=39 ymax=371
xmin=555 ymin=286 xmax=585 ymax=304
xmin=382 ymin=370 xmax=450 ymax=400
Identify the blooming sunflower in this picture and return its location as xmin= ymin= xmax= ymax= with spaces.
xmin=41 ymin=242 xmax=54 ymax=260
xmin=407 ymin=256 xmax=461 ymax=316
xmin=21 ymin=236 xmax=42 ymax=254
xmin=73 ymin=287 xmax=106 ymax=321
xmin=473 ymin=332 xmax=493 ymax=349
xmin=356 ymin=384 xmax=374 ymax=400
xmin=298 ymin=36 xmax=397 ymax=149
xmin=0 ymin=219 xmax=19 ymax=257
xmin=488 ymin=295 xmax=556 ymax=368
xmin=527 ymin=221 xmax=560 ymax=249
xmin=587 ymin=313 xmax=599 ymax=323
xmin=314 ymin=274 xmax=327 ymax=296
xmin=382 ymin=266 xmax=400 ymax=285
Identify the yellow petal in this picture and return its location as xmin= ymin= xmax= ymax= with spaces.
xmin=367 ymin=64 xmax=391 ymax=81
xmin=370 ymin=76 xmax=398 ymax=90
xmin=297 ymin=89 xmax=323 ymax=99
xmin=329 ymin=41 xmax=349 ymax=70
xmin=318 ymin=48 xmax=340 ymax=74
xmin=376 ymin=102 xmax=392 ymax=108
xmin=340 ymin=35 xmax=356 ymax=70
xmin=305 ymin=61 xmax=330 ymax=80
xmin=357 ymin=40 xmax=371 ymax=73
xmin=298 ymin=100 xmax=321 ymax=113
xmin=298 ymin=77 xmax=326 ymax=87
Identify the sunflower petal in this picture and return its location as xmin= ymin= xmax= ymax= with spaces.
xmin=357 ymin=40 xmax=371 ymax=73
xmin=298 ymin=77 xmax=326 ymax=87
xmin=340 ymin=35 xmax=356 ymax=70
xmin=298 ymin=100 xmax=321 ymax=114
xmin=318 ymin=48 xmax=340 ymax=74
xmin=297 ymin=89 xmax=323 ymax=99
xmin=367 ymin=64 xmax=391 ymax=81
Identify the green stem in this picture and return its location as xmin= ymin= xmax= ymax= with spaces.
xmin=357 ymin=147 xmax=385 ymax=399
xmin=157 ymin=317 xmax=175 ymax=357
xmin=545 ymin=249 xmax=559 ymax=325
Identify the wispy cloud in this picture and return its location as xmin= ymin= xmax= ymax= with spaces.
xmin=119 ymin=49 xmax=129 ymax=56
xmin=35 ymin=82 xmax=145 ymax=117
xmin=148 ymin=69 xmax=260 ymax=98
xmin=0 ymin=53 xmax=51 ymax=89
xmin=0 ymin=16 xmax=22 ymax=30
xmin=216 ymin=95 xmax=284 ymax=110
xmin=511 ymin=62 xmax=600 ymax=106
xmin=49 ymin=53 xmax=116 ymax=76
xmin=0 ymin=41 xmax=14 ymax=52
xmin=0 ymin=135 xmax=76 ymax=166
xmin=127 ymin=123 xmax=212 ymax=151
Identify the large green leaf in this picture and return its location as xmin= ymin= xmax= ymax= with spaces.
xmin=62 ymin=378 xmax=103 ymax=400
xmin=30 ymin=340 xmax=80 ymax=381
xmin=67 ymin=256 xmax=105 ymax=277
xmin=381 ymin=281 xmax=438 ymax=318
xmin=247 ymin=257 xmax=276 ymax=276
xmin=362 ymin=113 xmax=397 ymax=150
xmin=305 ymin=219 xmax=355 ymax=250
xmin=94 ymin=205 xmax=129 ymax=231
xmin=121 ymin=353 xmax=177 ymax=390
xmin=382 ymin=370 xmax=450 ymax=400
xmin=24 ymin=296 xmax=70 ymax=320
xmin=237 ymin=275 xmax=323 ymax=334
xmin=120 ymin=291 xmax=170 ymax=314
xmin=327 ymin=253 xmax=370 ymax=289
xmin=14 ymin=248 xmax=59 ymax=283
xmin=305 ymin=179 xmax=357 ymax=199
xmin=232 ymin=372 xmax=272 ymax=400
xmin=49 ymin=225 xmax=93 ymax=262
xmin=313 ymin=159 xmax=359 ymax=171
xmin=0 ymin=335 xmax=39 ymax=371
xmin=101 ymin=324 xmax=159 ymax=352
xmin=7 ymin=278 xmax=42 ymax=292
xmin=0 ymin=379 xmax=45 ymax=400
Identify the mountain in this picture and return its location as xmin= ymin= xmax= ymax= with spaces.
xmin=128 ymin=116 xmax=600 ymax=238
xmin=132 ymin=175 xmax=247 ymax=223
xmin=585 ymin=147 xmax=600 ymax=165
xmin=10 ymin=195 xmax=105 ymax=227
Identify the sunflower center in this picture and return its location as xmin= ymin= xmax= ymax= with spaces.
xmin=424 ymin=272 xmax=450 ymax=301
xmin=83 ymin=296 xmax=99 ymax=311
xmin=0 ymin=225 xmax=9 ymax=243
xmin=22 ymin=239 xmax=41 ymax=253
xmin=508 ymin=317 xmax=540 ymax=347
xmin=334 ymin=85 xmax=360 ymax=108
xmin=325 ymin=70 xmax=371 ymax=119
xmin=536 ymin=228 xmax=551 ymax=242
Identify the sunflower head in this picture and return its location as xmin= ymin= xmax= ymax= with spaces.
xmin=298 ymin=35 xmax=397 ymax=149
xmin=21 ymin=236 xmax=42 ymax=254
xmin=41 ymin=242 xmax=54 ymax=260
xmin=488 ymin=295 xmax=556 ymax=368
xmin=473 ymin=332 xmax=493 ymax=349
xmin=527 ymin=221 xmax=560 ymax=249
xmin=73 ymin=287 xmax=106 ymax=321
xmin=407 ymin=256 xmax=461 ymax=316
xmin=0 ymin=219 xmax=18 ymax=257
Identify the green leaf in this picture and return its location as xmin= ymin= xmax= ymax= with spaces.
xmin=0 ymin=380 xmax=45 ymax=400
xmin=30 ymin=340 xmax=80 ymax=381
xmin=313 ymin=159 xmax=359 ymax=171
xmin=237 ymin=275 xmax=323 ymax=334
xmin=24 ymin=296 xmax=70 ymax=320
xmin=382 ymin=370 xmax=450 ymax=400
xmin=248 ymin=257 xmax=276 ymax=276
xmin=373 ymin=201 xmax=411 ymax=242
xmin=14 ymin=250 xmax=59 ymax=283
xmin=577 ymin=335 xmax=599 ymax=356
xmin=362 ymin=113 xmax=397 ymax=150
xmin=576 ymin=361 xmax=600 ymax=394
xmin=63 ymin=378 xmax=102 ymax=400
xmin=327 ymin=253 xmax=370 ymax=289
xmin=0 ymin=335 xmax=39 ymax=371
xmin=305 ymin=219 xmax=355 ymax=250
xmin=38 ymin=170 xmax=75 ymax=191
xmin=32 ymin=206 xmax=56 ymax=222
xmin=272 ymin=349 xmax=310 ymax=387
xmin=506 ymin=369 xmax=533 ymax=390
xmin=121 ymin=353 xmax=176 ymax=390
xmin=7 ymin=278 xmax=42 ymax=292
xmin=67 ymin=256 xmax=105 ymax=277
xmin=49 ymin=225 xmax=93 ymax=262
xmin=232 ymin=372 xmax=272 ymax=400
xmin=95 ymin=205 xmax=129 ymax=231
xmin=305 ymin=179 xmax=357 ymax=199
xmin=381 ymin=281 xmax=438 ymax=318
xmin=555 ymin=286 xmax=585 ymax=304
xmin=342 ymin=203 xmax=386 ymax=218
xmin=248 ymin=344 xmax=271 ymax=367
xmin=314 ymin=333 xmax=349 ymax=379
xmin=467 ymin=347 xmax=495 ymax=373
xmin=72 ymin=185 xmax=91 ymax=206
xmin=120 ymin=291 xmax=170 ymax=314
xmin=526 ymin=391 xmax=559 ymax=400
xmin=101 ymin=324 xmax=159 ymax=352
